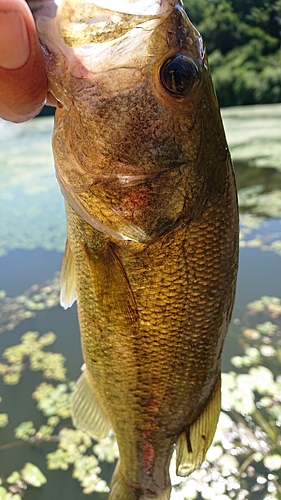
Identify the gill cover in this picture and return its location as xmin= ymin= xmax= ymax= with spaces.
xmin=35 ymin=1 xmax=208 ymax=243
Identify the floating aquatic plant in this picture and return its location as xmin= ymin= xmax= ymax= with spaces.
xmin=0 ymin=118 xmax=65 ymax=258
xmin=47 ymin=428 xmax=110 ymax=494
xmin=21 ymin=463 xmax=47 ymax=488
xmin=33 ymin=382 xmax=73 ymax=419
xmin=0 ymin=413 xmax=8 ymax=429
xmin=0 ymin=462 xmax=46 ymax=499
xmin=0 ymin=331 xmax=111 ymax=496
xmin=222 ymin=104 xmax=281 ymax=172
xmin=0 ymin=331 xmax=66 ymax=384
xmin=0 ymin=276 xmax=60 ymax=334
xmin=247 ymin=296 xmax=281 ymax=316
xmin=0 ymin=396 xmax=8 ymax=429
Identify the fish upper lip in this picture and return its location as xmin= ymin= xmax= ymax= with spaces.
xmin=88 ymin=0 xmax=183 ymax=16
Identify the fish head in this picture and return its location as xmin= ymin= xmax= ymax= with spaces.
xmin=34 ymin=0 xmax=228 ymax=242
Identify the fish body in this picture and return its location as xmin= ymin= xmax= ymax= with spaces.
xmin=33 ymin=1 xmax=239 ymax=498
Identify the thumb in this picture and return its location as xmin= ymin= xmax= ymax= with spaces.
xmin=0 ymin=0 xmax=48 ymax=122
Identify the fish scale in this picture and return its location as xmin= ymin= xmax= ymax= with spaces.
xmin=32 ymin=0 xmax=239 ymax=498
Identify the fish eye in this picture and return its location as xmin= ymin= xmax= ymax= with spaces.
xmin=160 ymin=55 xmax=199 ymax=97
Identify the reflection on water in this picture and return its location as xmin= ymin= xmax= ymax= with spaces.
xmin=234 ymin=161 xmax=281 ymax=194
xmin=0 ymin=106 xmax=281 ymax=499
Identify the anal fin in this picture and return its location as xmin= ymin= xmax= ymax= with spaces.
xmin=176 ymin=377 xmax=221 ymax=476
xmin=72 ymin=365 xmax=111 ymax=440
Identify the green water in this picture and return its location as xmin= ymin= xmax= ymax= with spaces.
xmin=0 ymin=105 xmax=281 ymax=499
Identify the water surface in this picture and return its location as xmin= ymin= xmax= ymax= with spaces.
xmin=0 ymin=105 xmax=280 ymax=499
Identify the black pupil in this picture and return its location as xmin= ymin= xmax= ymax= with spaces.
xmin=160 ymin=55 xmax=198 ymax=96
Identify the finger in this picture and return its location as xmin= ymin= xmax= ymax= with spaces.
xmin=0 ymin=0 xmax=48 ymax=122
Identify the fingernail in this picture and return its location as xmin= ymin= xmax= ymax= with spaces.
xmin=0 ymin=11 xmax=30 ymax=69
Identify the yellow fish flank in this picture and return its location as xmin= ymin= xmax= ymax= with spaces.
xmin=33 ymin=0 xmax=239 ymax=498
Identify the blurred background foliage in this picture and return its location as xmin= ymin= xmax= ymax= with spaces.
xmin=183 ymin=0 xmax=281 ymax=107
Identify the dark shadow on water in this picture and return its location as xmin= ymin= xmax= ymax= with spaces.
xmin=233 ymin=159 xmax=281 ymax=192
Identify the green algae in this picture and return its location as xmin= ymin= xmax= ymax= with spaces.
xmin=222 ymin=104 xmax=281 ymax=171
xmin=0 ymin=118 xmax=65 ymax=257
xmin=0 ymin=330 xmax=110 ymax=496
xmin=0 ymin=276 xmax=60 ymax=334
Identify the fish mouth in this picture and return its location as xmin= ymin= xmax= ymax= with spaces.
xmin=35 ymin=0 xmax=185 ymax=68
xmin=52 ymin=0 xmax=183 ymax=15
xmin=73 ymin=0 xmax=182 ymax=16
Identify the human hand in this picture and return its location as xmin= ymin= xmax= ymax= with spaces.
xmin=0 ymin=0 xmax=55 ymax=123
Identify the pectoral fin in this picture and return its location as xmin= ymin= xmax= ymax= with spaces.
xmin=176 ymin=377 xmax=221 ymax=476
xmin=60 ymin=239 xmax=77 ymax=309
xmin=72 ymin=365 xmax=111 ymax=439
xmin=85 ymin=242 xmax=139 ymax=331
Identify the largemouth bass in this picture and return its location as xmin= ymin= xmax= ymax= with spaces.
xmin=33 ymin=0 xmax=239 ymax=498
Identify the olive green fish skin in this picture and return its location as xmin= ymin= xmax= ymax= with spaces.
xmin=65 ymin=174 xmax=237 ymax=492
xmin=34 ymin=0 xmax=239 ymax=497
